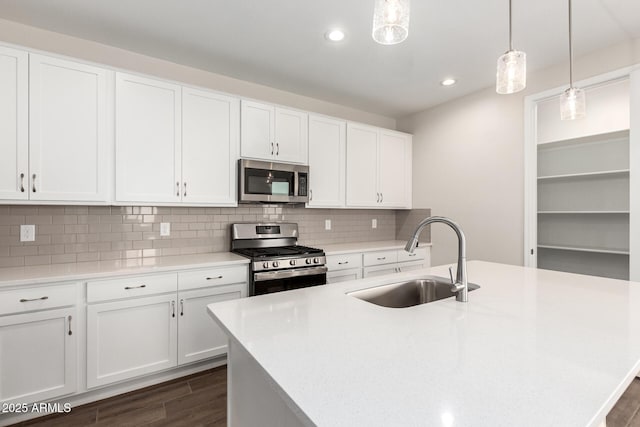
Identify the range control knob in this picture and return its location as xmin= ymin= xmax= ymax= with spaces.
xmin=313 ymin=258 xmax=319 ymax=264
xmin=262 ymin=262 xmax=269 ymax=269
xmin=272 ymin=261 xmax=279 ymax=268
xmin=305 ymin=258 xmax=312 ymax=265
xmin=289 ymin=260 xmax=296 ymax=266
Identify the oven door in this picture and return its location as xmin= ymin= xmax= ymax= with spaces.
xmin=252 ymin=266 xmax=327 ymax=296
xmin=239 ymin=159 xmax=309 ymax=203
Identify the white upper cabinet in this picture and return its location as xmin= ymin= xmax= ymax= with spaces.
xmin=182 ymin=87 xmax=239 ymax=205
xmin=346 ymin=123 xmax=412 ymax=209
xmin=0 ymin=51 xmax=110 ymax=203
xmin=379 ymin=130 xmax=411 ymax=208
xmin=0 ymin=46 xmax=28 ymax=200
xmin=115 ymin=72 xmax=182 ymax=203
xmin=274 ymin=107 xmax=308 ymax=163
xmin=307 ymin=115 xmax=346 ymax=208
xmin=241 ymin=100 xmax=274 ymax=160
xmin=346 ymin=123 xmax=379 ymax=207
xmin=29 ymin=54 xmax=111 ymax=202
xmin=241 ymin=100 xmax=308 ymax=164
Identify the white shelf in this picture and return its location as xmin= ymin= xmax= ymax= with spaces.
xmin=538 ymin=169 xmax=630 ymax=180
xmin=537 ymin=244 xmax=629 ymax=255
xmin=538 ymin=211 xmax=630 ymax=214
xmin=537 ymin=129 xmax=630 ymax=148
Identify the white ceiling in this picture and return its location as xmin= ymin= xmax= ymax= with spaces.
xmin=0 ymin=0 xmax=638 ymax=117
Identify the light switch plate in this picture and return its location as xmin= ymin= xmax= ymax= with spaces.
xmin=325 ymin=219 xmax=331 ymax=230
xmin=160 ymin=222 xmax=171 ymax=237
xmin=372 ymin=219 xmax=377 ymax=229
xmin=20 ymin=225 xmax=35 ymax=242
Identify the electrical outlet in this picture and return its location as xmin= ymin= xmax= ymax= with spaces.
xmin=20 ymin=225 xmax=35 ymax=242
xmin=160 ymin=222 xmax=171 ymax=237
xmin=325 ymin=219 xmax=331 ymax=230
xmin=372 ymin=219 xmax=377 ymax=229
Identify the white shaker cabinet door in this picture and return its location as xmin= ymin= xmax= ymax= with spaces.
xmin=0 ymin=308 xmax=77 ymax=405
xmin=346 ymin=123 xmax=379 ymax=207
xmin=115 ymin=72 xmax=181 ymax=203
xmin=29 ymin=54 xmax=111 ymax=202
xmin=274 ymin=107 xmax=308 ymax=164
xmin=177 ymin=283 xmax=246 ymax=365
xmin=182 ymin=87 xmax=239 ymax=205
xmin=240 ymin=100 xmax=274 ymax=160
xmin=379 ymin=130 xmax=411 ymax=208
xmin=87 ymin=294 xmax=178 ymax=388
xmin=0 ymin=46 xmax=28 ymax=200
xmin=307 ymin=115 xmax=346 ymax=207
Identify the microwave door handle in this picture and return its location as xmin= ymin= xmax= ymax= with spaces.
xmin=293 ymin=171 xmax=299 ymax=197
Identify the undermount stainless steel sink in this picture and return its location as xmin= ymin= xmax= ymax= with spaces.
xmin=347 ymin=276 xmax=480 ymax=308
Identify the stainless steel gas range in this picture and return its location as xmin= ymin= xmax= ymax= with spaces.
xmin=230 ymin=223 xmax=327 ymax=296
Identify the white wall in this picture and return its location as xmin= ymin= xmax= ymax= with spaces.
xmin=398 ymin=38 xmax=640 ymax=267
xmin=0 ymin=18 xmax=395 ymax=129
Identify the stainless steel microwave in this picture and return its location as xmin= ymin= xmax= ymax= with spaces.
xmin=238 ymin=159 xmax=309 ymax=204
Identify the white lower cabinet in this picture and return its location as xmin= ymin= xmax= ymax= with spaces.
xmin=0 ymin=284 xmax=78 ymax=406
xmin=178 ymin=283 xmax=246 ymax=365
xmin=87 ymin=266 xmax=248 ymax=389
xmin=87 ymin=293 xmax=178 ymax=389
xmin=328 ymin=246 xmax=431 ymax=281
xmin=327 ymin=268 xmax=362 ymax=284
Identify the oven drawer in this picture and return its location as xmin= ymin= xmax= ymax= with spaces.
xmin=87 ymin=273 xmax=177 ymax=303
xmin=178 ymin=266 xmax=248 ymax=291
xmin=0 ymin=284 xmax=78 ymax=315
xmin=326 ymin=253 xmax=362 ymax=271
xmin=363 ymin=250 xmax=398 ymax=267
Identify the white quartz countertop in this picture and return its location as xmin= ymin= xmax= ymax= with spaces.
xmin=0 ymin=252 xmax=249 ymax=288
xmin=322 ymin=240 xmax=431 ymax=255
xmin=207 ymin=261 xmax=640 ymax=427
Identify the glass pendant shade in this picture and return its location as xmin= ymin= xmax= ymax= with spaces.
xmin=496 ymin=50 xmax=526 ymax=94
xmin=560 ymin=87 xmax=586 ymax=120
xmin=372 ymin=0 xmax=410 ymax=45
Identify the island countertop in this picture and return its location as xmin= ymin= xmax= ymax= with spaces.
xmin=207 ymin=261 xmax=640 ymax=426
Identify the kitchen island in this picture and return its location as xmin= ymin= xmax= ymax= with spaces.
xmin=207 ymin=261 xmax=640 ymax=426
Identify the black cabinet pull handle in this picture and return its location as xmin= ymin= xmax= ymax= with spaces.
xmin=19 ymin=173 xmax=25 ymax=192
xmin=20 ymin=296 xmax=48 ymax=303
xmin=206 ymin=275 xmax=223 ymax=280
xmin=124 ymin=284 xmax=146 ymax=290
xmin=32 ymin=174 xmax=37 ymax=193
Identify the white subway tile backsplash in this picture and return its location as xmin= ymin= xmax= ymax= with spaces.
xmin=0 ymin=204 xmax=426 ymax=266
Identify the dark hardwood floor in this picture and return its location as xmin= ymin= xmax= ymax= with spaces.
xmin=11 ymin=366 xmax=227 ymax=427
xmin=9 ymin=367 xmax=640 ymax=426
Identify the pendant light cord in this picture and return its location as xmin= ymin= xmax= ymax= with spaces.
xmin=568 ymin=0 xmax=573 ymax=88
xmin=508 ymin=0 xmax=513 ymax=51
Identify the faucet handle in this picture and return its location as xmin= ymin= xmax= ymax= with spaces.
xmin=448 ymin=266 xmax=454 ymax=284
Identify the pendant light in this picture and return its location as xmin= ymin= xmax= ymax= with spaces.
xmin=372 ymin=0 xmax=410 ymax=45
xmin=496 ymin=0 xmax=526 ymax=94
xmin=560 ymin=0 xmax=585 ymax=120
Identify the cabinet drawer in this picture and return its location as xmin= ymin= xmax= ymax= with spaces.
xmin=363 ymin=264 xmax=399 ymax=278
xmin=397 ymin=247 xmax=427 ymax=263
xmin=363 ymin=250 xmax=398 ymax=266
xmin=0 ymin=284 xmax=77 ymax=315
xmin=326 ymin=253 xmax=362 ymax=271
xmin=397 ymin=260 xmax=426 ymax=273
xmin=87 ymin=273 xmax=177 ymax=303
xmin=178 ymin=265 xmax=248 ymax=291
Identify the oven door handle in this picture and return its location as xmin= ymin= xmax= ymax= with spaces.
xmin=254 ymin=266 xmax=327 ymax=281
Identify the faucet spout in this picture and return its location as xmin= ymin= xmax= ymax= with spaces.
xmin=404 ymin=216 xmax=468 ymax=302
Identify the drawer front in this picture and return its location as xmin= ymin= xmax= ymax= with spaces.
xmin=326 ymin=253 xmax=363 ymax=271
xmin=178 ymin=265 xmax=248 ymax=291
xmin=0 ymin=284 xmax=78 ymax=315
xmin=87 ymin=273 xmax=177 ymax=303
xmin=397 ymin=247 xmax=427 ymax=263
xmin=363 ymin=250 xmax=398 ymax=267
xmin=327 ymin=268 xmax=362 ymax=284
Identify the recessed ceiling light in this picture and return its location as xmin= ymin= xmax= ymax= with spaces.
xmin=325 ymin=29 xmax=345 ymax=42
xmin=441 ymin=78 xmax=457 ymax=87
